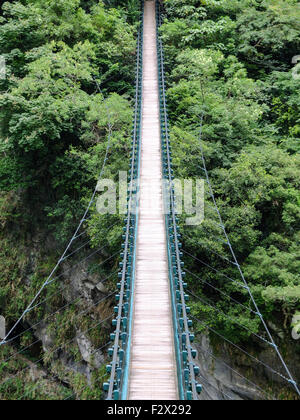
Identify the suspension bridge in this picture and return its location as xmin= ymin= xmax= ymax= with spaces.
xmin=0 ymin=0 xmax=299 ymax=401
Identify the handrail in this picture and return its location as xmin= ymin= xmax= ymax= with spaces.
xmin=104 ymin=0 xmax=144 ymax=400
xmin=155 ymin=0 xmax=202 ymax=400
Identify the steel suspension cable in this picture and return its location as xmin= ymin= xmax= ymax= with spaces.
xmin=105 ymin=2 xmax=144 ymax=400
xmin=156 ymin=0 xmax=201 ymax=400
xmin=195 ymin=343 xmax=275 ymax=400
xmin=187 ymin=289 xmax=272 ymax=346
xmin=197 ymin=112 xmax=300 ymax=396
xmin=0 ymin=82 xmax=116 ymax=347
xmin=184 ymin=269 xmax=256 ymax=315
xmin=0 ymin=313 xmax=114 ymax=391
xmin=18 ymin=342 xmax=110 ymax=401
xmin=191 ymin=315 xmax=294 ymax=385
xmin=182 ymin=249 xmax=246 ymax=289
xmin=2 ymin=247 xmax=120 ymax=346
xmin=1 ymin=271 xmax=119 ymax=364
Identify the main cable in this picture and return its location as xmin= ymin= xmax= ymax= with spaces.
xmin=0 ymin=82 xmax=115 ymax=347
xmin=196 ymin=110 xmax=300 ymax=396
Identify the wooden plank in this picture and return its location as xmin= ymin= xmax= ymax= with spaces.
xmin=127 ymin=0 xmax=178 ymax=401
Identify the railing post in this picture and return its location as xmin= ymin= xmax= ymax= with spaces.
xmin=155 ymin=0 xmax=202 ymax=401
xmin=104 ymin=0 xmax=144 ymax=401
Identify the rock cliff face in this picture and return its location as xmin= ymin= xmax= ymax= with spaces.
xmin=195 ymin=332 xmax=300 ymax=400
xmin=196 ymin=334 xmax=262 ymax=400
xmin=30 ymin=257 xmax=110 ymax=388
xmin=61 ymin=260 xmax=109 ymax=305
xmin=0 ymin=230 xmax=112 ymax=399
xmin=2 ymin=230 xmax=299 ymax=399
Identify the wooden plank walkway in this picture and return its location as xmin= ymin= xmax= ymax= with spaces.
xmin=127 ymin=0 xmax=178 ymax=401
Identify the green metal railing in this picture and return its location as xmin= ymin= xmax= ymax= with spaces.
xmin=105 ymin=0 xmax=202 ymax=400
xmin=155 ymin=0 xmax=202 ymax=400
xmin=104 ymin=1 xmax=144 ymax=400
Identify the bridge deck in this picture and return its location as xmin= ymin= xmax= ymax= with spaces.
xmin=127 ymin=0 xmax=178 ymax=401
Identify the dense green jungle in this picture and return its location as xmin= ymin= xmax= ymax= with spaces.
xmin=0 ymin=0 xmax=299 ymax=400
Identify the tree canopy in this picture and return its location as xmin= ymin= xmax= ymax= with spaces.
xmin=161 ymin=0 xmax=300 ymax=380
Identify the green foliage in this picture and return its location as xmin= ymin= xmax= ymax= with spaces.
xmin=0 ymin=0 xmax=136 ymax=241
xmin=0 ymin=0 xmax=139 ymax=400
xmin=0 ymin=0 xmax=299 ymax=399
xmin=236 ymin=0 xmax=300 ymax=71
xmin=161 ymin=0 xmax=300 ymax=369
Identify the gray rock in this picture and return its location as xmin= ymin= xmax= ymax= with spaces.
xmin=196 ymin=333 xmax=264 ymax=400
xmin=267 ymin=321 xmax=285 ymax=340
xmin=61 ymin=260 xmax=107 ymax=305
xmin=96 ymin=282 xmax=107 ymax=293
xmin=34 ymin=322 xmax=55 ymax=353
xmin=76 ymin=332 xmax=105 ymax=369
